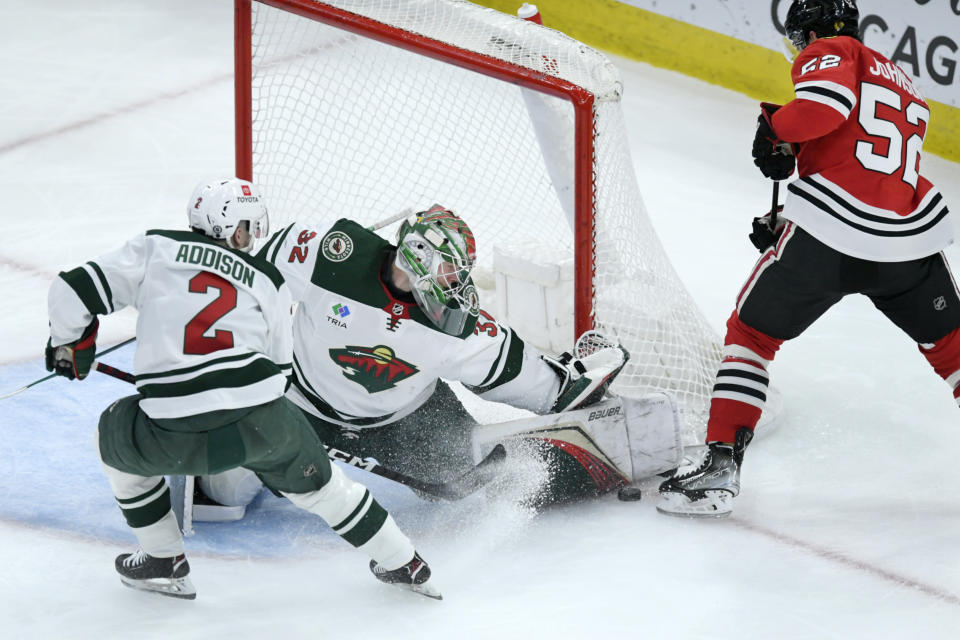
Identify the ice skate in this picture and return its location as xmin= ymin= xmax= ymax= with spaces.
xmin=657 ymin=428 xmax=752 ymax=518
xmin=369 ymin=551 xmax=442 ymax=600
xmin=115 ymin=549 xmax=196 ymax=600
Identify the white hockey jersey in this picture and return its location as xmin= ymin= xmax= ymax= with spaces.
xmin=48 ymin=230 xmax=293 ymax=419
xmin=256 ymin=219 xmax=561 ymax=429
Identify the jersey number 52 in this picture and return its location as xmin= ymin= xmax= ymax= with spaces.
xmin=855 ymin=82 xmax=929 ymax=190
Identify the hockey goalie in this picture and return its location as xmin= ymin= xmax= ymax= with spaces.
xmin=183 ymin=206 xmax=683 ymax=525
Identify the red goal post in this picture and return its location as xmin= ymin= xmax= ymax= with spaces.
xmin=233 ymin=0 xmax=727 ymax=442
xmin=235 ymin=0 xmax=596 ymax=337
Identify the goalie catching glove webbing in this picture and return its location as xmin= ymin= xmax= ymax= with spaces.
xmin=543 ymin=331 xmax=629 ymax=413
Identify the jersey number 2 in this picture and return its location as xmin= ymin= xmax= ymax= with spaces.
xmin=855 ymin=82 xmax=929 ymax=189
xmin=184 ymin=272 xmax=237 ymax=355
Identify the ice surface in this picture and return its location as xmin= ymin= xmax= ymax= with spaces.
xmin=1 ymin=2 xmax=958 ymax=638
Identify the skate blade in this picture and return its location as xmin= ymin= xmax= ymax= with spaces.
xmin=120 ymin=575 xmax=197 ymax=600
xmin=389 ymin=581 xmax=443 ymax=600
xmin=656 ymin=490 xmax=733 ymax=518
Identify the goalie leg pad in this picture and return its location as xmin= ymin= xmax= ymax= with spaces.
xmin=531 ymin=436 xmax=629 ymax=506
xmin=190 ymin=468 xmax=264 ymax=523
xmin=473 ymin=394 xmax=683 ymax=505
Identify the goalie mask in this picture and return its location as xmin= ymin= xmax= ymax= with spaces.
xmin=394 ymin=205 xmax=479 ymax=336
xmin=187 ymin=177 xmax=270 ymax=253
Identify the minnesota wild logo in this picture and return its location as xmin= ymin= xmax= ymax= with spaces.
xmin=329 ymin=345 xmax=419 ymax=393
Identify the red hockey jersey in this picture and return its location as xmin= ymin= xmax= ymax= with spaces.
xmin=773 ymin=36 xmax=952 ymax=261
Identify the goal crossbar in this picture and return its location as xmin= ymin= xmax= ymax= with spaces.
xmin=234 ymin=0 xmax=597 ymax=337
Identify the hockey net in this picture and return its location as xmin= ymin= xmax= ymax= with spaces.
xmin=236 ymin=0 xmax=723 ymax=443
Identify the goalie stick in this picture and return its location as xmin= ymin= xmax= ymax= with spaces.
xmin=366 ymin=207 xmax=413 ymax=232
xmin=93 ymin=362 xmax=507 ymax=501
xmin=325 ymin=443 xmax=506 ymax=501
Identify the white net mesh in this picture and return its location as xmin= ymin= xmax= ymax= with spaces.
xmin=245 ymin=0 xmax=721 ymax=442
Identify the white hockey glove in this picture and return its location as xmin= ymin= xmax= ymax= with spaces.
xmin=544 ymin=331 xmax=629 ymax=413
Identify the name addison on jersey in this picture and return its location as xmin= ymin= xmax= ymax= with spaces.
xmin=174 ymin=243 xmax=256 ymax=287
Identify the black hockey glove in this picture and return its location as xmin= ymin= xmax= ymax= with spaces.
xmin=749 ymin=205 xmax=785 ymax=252
xmin=751 ymin=103 xmax=795 ymax=181
xmin=45 ymin=318 xmax=99 ymax=380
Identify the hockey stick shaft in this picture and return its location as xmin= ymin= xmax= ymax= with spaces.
xmin=94 ymin=361 xmax=136 ymax=384
xmin=770 ymin=180 xmax=780 ymax=230
xmin=366 ymin=207 xmax=413 ymax=232
xmin=325 ymin=443 xmax=506 ymax=500
xmin=93 ymin=362 xmax=506 ymax=500
xmin=0 ymin=337 xmax=136 ymax=400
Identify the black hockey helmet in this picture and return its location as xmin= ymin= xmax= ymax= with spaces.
xmin=785 ymin=0 xmax=860 ymax=52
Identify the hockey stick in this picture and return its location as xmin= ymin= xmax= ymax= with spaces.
xmin=325 ymin=443 xmax=507 ymax=501
xmin=94 ymin=361 xmax=136 ymax=384
xmin=366 ymin=207 xmax=414 ymax=232
xmin=93 ymin=362 xmax=508 ymax=500
xmin=0 ymin=337 xmax=136 ymax=400
xmin=769 ymin=180 xmax=780 ymax=230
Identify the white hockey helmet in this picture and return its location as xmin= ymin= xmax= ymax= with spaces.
xmin=187 ymin=177 xmax=270 ymax=253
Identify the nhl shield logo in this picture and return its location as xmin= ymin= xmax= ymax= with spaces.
xmin=321 ymin=231 xmax=354 ymax=262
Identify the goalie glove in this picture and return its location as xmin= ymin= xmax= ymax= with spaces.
xmin=45 ymin=318 xmax=99 ymax=380
xmin=751 ymin=103 xmax=796 ymax=181
xmin=544 ymin=331 xmax=629 ymax=413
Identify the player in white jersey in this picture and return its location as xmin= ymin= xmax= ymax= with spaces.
xmin=45 ymin=178 xmax=440 ymax=600
xmin=196 ymin=205 xmax=631 ymax=512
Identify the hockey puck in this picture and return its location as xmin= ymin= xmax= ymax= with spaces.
xmin=617 ymin=486 xmax=642 ymax=502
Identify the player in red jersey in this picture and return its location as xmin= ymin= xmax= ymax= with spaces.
xmin=658 ymin=0 xmax=960 ymax=517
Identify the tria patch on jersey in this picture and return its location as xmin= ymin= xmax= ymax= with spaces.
xmin=327 ymin=303 xmax=351 ymax=329
xmin=321 ymin=231 xmax=354 ymax=262
xmin=329 ymin=344 xmax=419 ymax=393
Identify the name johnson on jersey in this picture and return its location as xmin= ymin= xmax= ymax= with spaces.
xmin=776 ymin=35 xmax=952 ymax=261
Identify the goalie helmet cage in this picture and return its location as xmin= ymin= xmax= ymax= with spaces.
xmin=234 ymin=0 xmax=722 ymax=443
